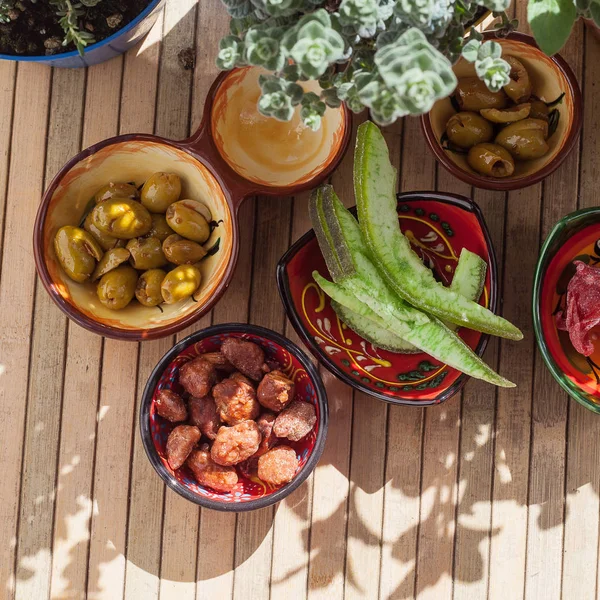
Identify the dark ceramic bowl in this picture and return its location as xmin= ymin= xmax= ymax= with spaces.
xmin=140 ymin=324 xmax=328 ymax=511
xmin=277 ymin=191 xmax=497 ymax=407
xmin=533 ymin=208 xmax=600 ymax=413
xmin=33 ymin=66 xmax=351 ymax=340
xmin=0 ymin=0 xmax=164 ymax=68
xmin=421 ymin=32 xmax=582 ymax=191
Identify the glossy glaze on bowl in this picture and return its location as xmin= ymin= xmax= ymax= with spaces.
xmin=36 ymin=138 xmax=234 ymax=339
xmin=140 ymin=325 xmax=328 ymax=511
xmin=277 ymin=192 xmax=497 ymax=406
xmin=210 ymin=66 xmax=348 ymax=189
xmin=533 ymin=208 xmax=600 ymax=413
xmin=422 ymin=32 xmax=582 ymax=191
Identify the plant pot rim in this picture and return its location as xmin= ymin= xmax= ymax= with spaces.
xmin=0 ymin=0 xmax=163 ymax=62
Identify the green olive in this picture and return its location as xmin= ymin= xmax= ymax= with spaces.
xmin=97 ymin=265 xmax=138 ymax=310
xmin=495 ymin=118 xmax=549 ymax=160
xmin=140 ymin=172 xmax=181 ymax=213
xmin=84 ymin=212 xmax=124 ymax=251
xmin=166 ymin=200 xmax=210 ymax=243
xmin=480 ymin=103 xmax=531 ymax=124
xmin=94 ymin=182 xmax=139 ymax=205
xmin=529 ymin=99 xmax=549 ymax=121
xmin=467 ymin=143 xmax=515 ymax=178
xmin=91 ymin=198 xmax=152 ymax=239
xmin=455 ymin=78 xmax=508 ymax=111
xmin=135 ymin=269 xmax=167 ymax=307
xmin=126 ymin=236 xmax=168 ymax=270
xmin=54 ymin=225 xmax=103 ymax=283
xmin=503 ymin=56 xmax=532 ymax=104
xmin=160 ymin=265 xmax=202 ymax=304
xmin=445 ymin=112 xmax=493 ymax=149
xmin=92 ymin=247 xmax=130 ymax=281
xmin=162 ymin=234 xmax=207 ymax=265
xmin=146 ymin=214 xmax=175 ymax=242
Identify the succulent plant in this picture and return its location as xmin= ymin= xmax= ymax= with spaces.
xmin=215 ymin=0 xmax=590 ymax=128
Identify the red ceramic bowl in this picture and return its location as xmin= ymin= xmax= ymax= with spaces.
xmin=421 ymin=32 xmax=582 ymax=191
xmin=140 ymin=324 xmax=328 ymax=511
xmin=33 ymin=66 xmax=351 ymax=341
xmin=277 ymin=192 xmax=498 ymax=406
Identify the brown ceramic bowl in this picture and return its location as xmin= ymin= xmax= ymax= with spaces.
xmin=421 ymin=32 xmax=582 ymax=191
xmin=33 ymin=67 xmax=351 ymax=340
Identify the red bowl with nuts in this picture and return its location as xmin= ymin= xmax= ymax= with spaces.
xmin=140 ymin=324 xmax=328 ymax=511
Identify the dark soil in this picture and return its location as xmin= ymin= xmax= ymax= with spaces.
xmin=0 ymin=0 xmax=152 ymax=56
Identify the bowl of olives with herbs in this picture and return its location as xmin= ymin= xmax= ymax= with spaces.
xmin=421 ymin=32 xmax=582 ymax=191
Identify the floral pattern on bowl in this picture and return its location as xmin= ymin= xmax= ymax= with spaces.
xmin=140 ymin=324 xmax=328 ymax=511
xmin=277 ymin=192 xmax=498 ymax=406
xmin=534 ymin=208 xmax=600 ymax=412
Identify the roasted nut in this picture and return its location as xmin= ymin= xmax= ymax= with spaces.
xmin=254 ymin=412 xmax=278 ymax=458
xmin=160 ymin=265 xmax=202 ymax=304
xmin=91 ymin=198 xmax=152 ymax=239
xmin=94 ymin=182 xmax=139 ymax=205
xmin=187 ymin=445 xmax=238 ymax=493
xmin=258 ymin=446 xmax=299 ymax=487
xmin=445 ymin=111 xmax=493 ymax=149
xmin=257 ymin=370 xmax=295 ymax=413
xmin=91 ymin=247 xmax=130 ymax=281
xmin=189 ymin=396 xmax=220 ymax=440
xmin=140 ymin=172 xmax=182 ymax=213
xmin=146 ymin=213 xmax=175 ymax=242
xmin=467 ymin=143 xmax=515 ymax=177
xmin=211 ymin=421 xmax=262 ymax=466
xmin=199 ymin=352 xmax=236 ymax=373
xmin=126 ymin=236 xmax=168 ymax=270
xmin=179 ymin=357 xmax=217 ymax=398
xmin=494 ymin=118 xmax=549 ymax=160
xmin=155 ymin=389 xmax=187 ymax=422
xmin=480 ymin=103 xmax=531 ymax=124
xmin=455 ymin=77 xmax=507 ymax=111
xmin=273 ymin=400 xmax=317 ymax=442
xmin=213 ymin=375 xmax=260 ymax=425
xmin=54 ymin=225 xmax=103 ymax=283
xmin=162 ymin=234 xmax=207 ymax=265
xmin=503 ymin=56 xmax=532 ymax=104
xmin=135 ymin=269 xmax=167 ymax=307
xmin=221 ymin=338 xmax=269 ymax=381
xmin=166 ymin=425 xmax=201 ymax=469
xmin=96 ymin=265 xmax=138 ymax=310
xmin=166 ymin=200 xmax=211 ymax=244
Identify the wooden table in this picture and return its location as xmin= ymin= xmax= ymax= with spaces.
xmin=1 ymin=1 xmax=599 ymax=599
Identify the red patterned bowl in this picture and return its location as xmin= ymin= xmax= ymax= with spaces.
xmin=140 ymin=324 xmax=328 ymax=511
xmin=277 ymin=191 xmax=498 ymax=406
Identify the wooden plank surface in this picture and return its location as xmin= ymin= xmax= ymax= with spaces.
xmin=0 ymin=1 xmax=599 ymax=599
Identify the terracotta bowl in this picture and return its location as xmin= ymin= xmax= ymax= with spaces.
xmin=533 ymin=208 xmax=600 ymax=413
xmin=421 ymin=32 xmax=582 ymax=191
xmin=140 ymin=324 xmax=328 ymax=511
xmin=277 ymin=192 xmax=498 ymax=406
xmin=33 ymin=66 xmax=351 ymax=340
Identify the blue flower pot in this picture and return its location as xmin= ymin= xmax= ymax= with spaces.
xmin=0 ymin=0 xmax=165 ymax=68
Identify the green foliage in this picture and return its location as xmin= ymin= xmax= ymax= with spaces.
xmin=462 ymin=39 xmax=510 ymax=91
xmin=527 ymin=0 xmax=577 ymax=55
xmin=257 ymin=74 xmax=304 ymax=120
xmin=49 ymin=0 xmax=101 ymax=55
xmin=0 ymin=1 xmax=14 ymax=24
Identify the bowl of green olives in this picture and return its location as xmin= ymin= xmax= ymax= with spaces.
xmin=34 ymin=67 xmax=351 ymax=340
xmin=421 ymin=32 xmax=582 ymax=191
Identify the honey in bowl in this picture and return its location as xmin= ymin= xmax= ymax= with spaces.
xmin=211 ymin=66 xmax=346 ymax=188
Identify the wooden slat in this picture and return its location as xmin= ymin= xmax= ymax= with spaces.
xmin=0 ymin=62 xmax=51 ymax=600
xmin=560 ymin=24 xmax=600 ymax=600
xmin=86 ymin=22 xmax=162 ymax=600
xmin=14 ymin=66 xmax=85 ymax=600
xmin=0 ymin=60 xmax=16 ymax=265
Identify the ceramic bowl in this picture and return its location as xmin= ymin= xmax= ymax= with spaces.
xmin=33 ymin=66 xmax=351 ymax=340
xmin=277 ymin=191 xmax=498 ymax=406
xmin=421 ymin=32 xmax=582 ymax=191
xmin=533 ymin=208 xmax=600 ymax=413
xmin=140 ymin=324 xmax=328 ymax=511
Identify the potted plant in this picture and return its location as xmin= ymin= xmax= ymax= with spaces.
xmin=214 ymin=0 xmax=596 ymax=129
xmin=0 ymin=0 xmax=165 ymax=68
